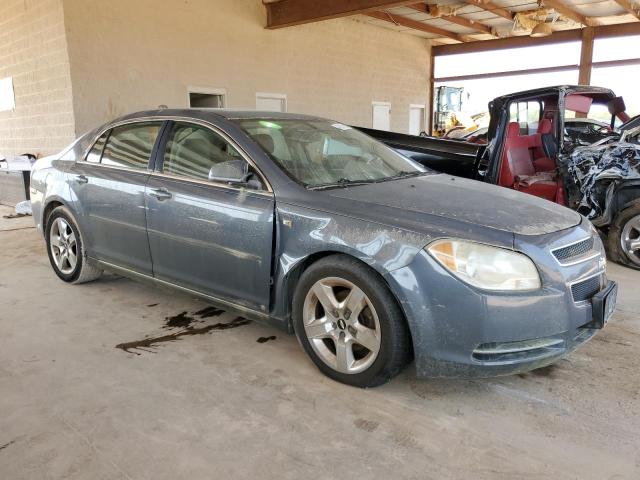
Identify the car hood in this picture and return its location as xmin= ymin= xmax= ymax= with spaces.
xmin=322 ymin=173 xmax=581 ymax=236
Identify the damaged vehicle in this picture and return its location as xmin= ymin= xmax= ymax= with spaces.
xmin=361 ymin=85 xmax=640 ymax=269
xmin=31 ymin=110 xmax=615 ymax=387
xmin=568 ymin=123 xmax=640 ymax=267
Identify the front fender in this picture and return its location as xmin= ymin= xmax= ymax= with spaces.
xmin=269 ymin=203 xmax=429 ymax=326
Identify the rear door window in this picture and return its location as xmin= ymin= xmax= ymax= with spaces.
xmin=101 ymin=122 xmax=162 ymax=170
xmin=85 ymin=132 xmax=109 ymax=163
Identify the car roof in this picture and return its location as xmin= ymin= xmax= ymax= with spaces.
xmin=111 ymin=108 xmax=325 ymax=124
xmin=493 ymin=85 xmax=616 ymax=103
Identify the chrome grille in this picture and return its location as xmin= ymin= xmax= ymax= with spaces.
xmin=571 ymin=275 xmax=602 ymax=302
xmin=553 ymin=237 xmax=594 ymax=263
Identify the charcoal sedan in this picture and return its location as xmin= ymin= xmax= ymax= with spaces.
xmin=30 ymin=110 xmax=617 ymax=387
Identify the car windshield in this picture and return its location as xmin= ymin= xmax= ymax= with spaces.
xmin=236 ymin=118 xmax=426 ymax=189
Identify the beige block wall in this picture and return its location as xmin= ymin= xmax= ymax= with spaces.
xmin=62 ymin=0 xmax=431 ymax=136
xmin=0 ymin=0 xmax=76 ymax=157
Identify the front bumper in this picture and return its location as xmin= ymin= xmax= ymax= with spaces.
xmin=385 ymin=220 xmax=610 ymax=378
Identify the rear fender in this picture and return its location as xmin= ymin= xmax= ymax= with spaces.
xmin=32 ymin=165 xmax=74 ymax=234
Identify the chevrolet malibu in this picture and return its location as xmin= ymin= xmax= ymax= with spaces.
xmin=30 ymin=110 xmax=617 ymax=387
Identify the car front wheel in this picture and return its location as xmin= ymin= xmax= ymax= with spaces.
xmin=293 ymin=255 xmax=412 ymax=388
xmin=607 ymin=201 xmax=640 ymax=270
xmin=46 ymin=206 xmax=103 ymax=283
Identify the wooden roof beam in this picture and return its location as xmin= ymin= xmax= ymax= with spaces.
xmin=542 ymin=0 xmax=597 ymax=26
xmin=408 ymin=3 xmax=496 ymax=36
xmin=265 ymin=0 xmax=422 ymax=29
xmin=613 ymin=0 xmax=640 ymax=20
xmin=432 ymin=22 xmax=640 ymax=56
xmin=365 ymin=10 xmax=468 ymax=42
xmin=463 ymin=0 xmax=514 ymax=21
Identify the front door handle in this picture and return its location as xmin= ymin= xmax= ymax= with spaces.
xmin=75 ymin=174 xmax=88 ymax=184
xmin=149 ymin=188 xmax=172 ymax=201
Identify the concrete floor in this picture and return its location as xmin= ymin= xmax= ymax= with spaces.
xmin=1 ymin=204 xmax=639 ymax=479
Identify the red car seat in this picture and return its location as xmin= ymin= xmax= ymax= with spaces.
xmin=499 ymin=122 xmax=558 ymax=202
xmin=532 ymin=118 xmax=557 ymax=172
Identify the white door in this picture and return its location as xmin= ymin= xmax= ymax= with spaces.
xmin=409 ymin=105 xmax=425 ymax=136
xmin=256 ymin=93 xmax=286 ymax=112
xmin=372 ymin=102 xmax=391 ymax=131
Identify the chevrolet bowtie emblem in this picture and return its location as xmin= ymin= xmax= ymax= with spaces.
xmin=598 ymin=256 xmax=606 ymax=271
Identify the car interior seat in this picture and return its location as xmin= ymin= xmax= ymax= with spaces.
xmin=499 ymin=122 xmax=559 ymax=202
xmin=173 ymin=136 xmax=215 ymax=178
xmin=252 ymin=134 xmax=275 ymax=155
xmin=537 ymin=118 xmax=557 ymax=162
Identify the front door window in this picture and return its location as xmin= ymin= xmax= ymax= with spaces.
xmin=162 ymin=123 xmax=244 ymax=181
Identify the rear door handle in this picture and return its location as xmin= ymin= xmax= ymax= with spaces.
xmin=149 ymin=187 xmax=172 ymax=201
xmin=75 ymin=174 xmax=88 ymax=184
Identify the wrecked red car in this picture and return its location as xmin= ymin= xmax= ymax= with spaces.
xmin=360 ymin=86 xmax=640 ymax=269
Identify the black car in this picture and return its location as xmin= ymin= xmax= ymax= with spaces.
xmin=564 ymin=118 xmax=615 ymax=145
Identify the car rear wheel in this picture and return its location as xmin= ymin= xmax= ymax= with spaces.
xmin=607 ymin=201 xmax=640 ymax=270
xmin=46 ymin=206 xmax=103 ymax=283
xmin=292 ymin=255 xmax=412 ymax=388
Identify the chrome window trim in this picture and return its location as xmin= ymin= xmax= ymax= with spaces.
xmin=147 ymin=170 xmax=273 ymax=198
xmin=77 ymin=115 xmax=274 ymax=193
xmin=550 ymin=236 xmax=601 ymax=266
xmin=74 ymin=160 xmax=152 ymax=176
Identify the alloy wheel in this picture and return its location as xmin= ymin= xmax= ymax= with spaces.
xmin=302 ymin=277 xmax=381 ymax=374
xmin=621 ymin=214 xmax=640 ymax=267
xmin=50 ymin=218 xmax=78 ymax=275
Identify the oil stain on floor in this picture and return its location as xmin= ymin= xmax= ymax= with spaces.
xmin=163 ymin=311 xmax=197 ymax=330
xmin=0 ymin=439 xmax=17 ymax=452
xmin=256 ymin=335 xmax=276 ymax=344
xmin=194 ymin=306 xmax=225 ymax=318
xmin=116 ymin=306 xmax=248 ymax=355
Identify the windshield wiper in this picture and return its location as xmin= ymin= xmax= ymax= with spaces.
xmin=308 ymin=171 xmax=426 ymax=190
xmin=374 ymin=171 xmax=426 ymax=183
xmin=308 ymin=178 xmax=378 ymax=191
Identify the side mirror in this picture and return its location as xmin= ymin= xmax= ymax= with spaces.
xmin=208 ymin=159 xmax=249 ymax=184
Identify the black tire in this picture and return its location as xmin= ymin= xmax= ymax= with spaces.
xmin=45 ymin=206 xmax=103 ymax=283
xmin=606 ymin=201 xmax=640 ymax=270
xmin=292 ymin=254 xmax=412 ymax=388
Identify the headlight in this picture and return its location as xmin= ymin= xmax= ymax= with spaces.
xmin=427 ymin=239 xmax=541 ymax=291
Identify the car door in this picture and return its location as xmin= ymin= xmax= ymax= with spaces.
xmin=145 ymin=120 xmax=275 ymax=313
xmin=69 ymin=121 xmax=163 ymax=275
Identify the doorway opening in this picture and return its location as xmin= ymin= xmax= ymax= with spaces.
xmin=188 ymin=87 xmax=227 ymax=108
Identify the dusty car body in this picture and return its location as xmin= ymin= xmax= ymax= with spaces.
xmin=567 ymin=125 xmax=640 ymax=266
xmin=361 ymin=85 xmax=640 ymax=269
xmin=31 ymin=109 xmax=616 ymax=386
